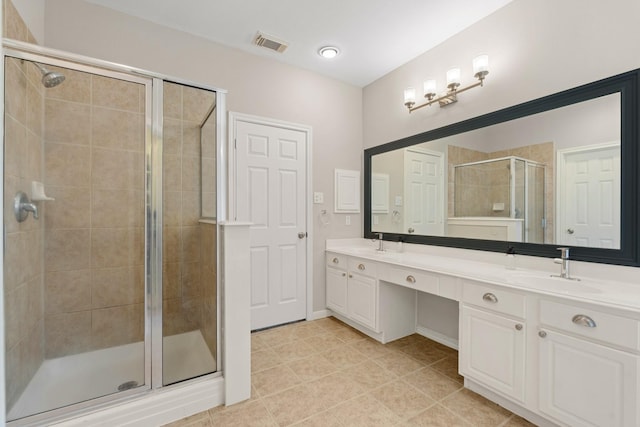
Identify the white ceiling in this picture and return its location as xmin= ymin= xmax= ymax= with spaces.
xmin=84 ymin=0 xmax=513 ymax=87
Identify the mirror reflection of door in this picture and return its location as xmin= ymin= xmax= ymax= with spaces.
xmin=558 ymin=143 xmax=621 ymax=248
xmin=404 ymin=148 xmax=444 ymax=236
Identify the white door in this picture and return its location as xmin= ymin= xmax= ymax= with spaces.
xmin=404 ymin=148 xmax=444 ymax=235
xmin=235 ymin=118 xmax=308 ymax=330
xmin=558 ymin=144 xmax=620 ymax=248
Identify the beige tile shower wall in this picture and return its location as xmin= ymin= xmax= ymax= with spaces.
xmin=43 ymin=69 xmax=145 ymax=357
xmin=163 ymin=82 xmax=216 ymax=340
xmin=200 ymin=222 xmax=217 ymax=357
xmin=448 ymin=145 xmax=488 ymax=217
xmin=3 ymin=0 xmax=45 ymax=409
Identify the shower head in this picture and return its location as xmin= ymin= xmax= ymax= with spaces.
xmin=33 ymin=62 xmax=65 ymax=88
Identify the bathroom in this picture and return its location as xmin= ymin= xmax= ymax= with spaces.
xmin=2 ymin=0 xmax=640 ymax=425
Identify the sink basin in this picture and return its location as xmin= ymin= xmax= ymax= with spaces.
xmin=505 ymin=273 xmax=602 ymax=294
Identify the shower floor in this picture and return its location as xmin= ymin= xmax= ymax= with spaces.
xmin=8 ymin=330 xmax=216 ymax=421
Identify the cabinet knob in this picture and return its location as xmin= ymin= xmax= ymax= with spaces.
xmin=341 ymin=272 xmax=346 ymax=277
xmin=572 ymin=314 xmax=596 ymax=328
xmin=515 ymin=324 xmax=523 ymax=331
xmin=406 ymin=275 xmax=416 ymax=284
xmin=348 ymin=274 xmax=353 ymax=278
xmin=482 ymin=293 xmax=498 ymax=303
xmin=538 ymin=330 xmax=547 ymax=338
xmin=358 ymin=263 xmax=365 ymax=271
xmin=332 ymin=257 xmax=339 ymax=264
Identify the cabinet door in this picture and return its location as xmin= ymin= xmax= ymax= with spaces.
xmin=326 ymin=267 xmax=348 ymax=315
xmin=460 ymin=305 xmax=526 ymax=403
xmin=347 ymin=273 xmax=377 ymax=330
xmin=539 ymin=329 xmax=639 ymax=427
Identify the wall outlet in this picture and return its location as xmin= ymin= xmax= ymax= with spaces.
xmin=313 ymin=192 xmax=324 ymax=204
xmin=395 ymin=196 xmax=403 ymax=206
xmin=345 ymin=215 xmax=351 ymax=225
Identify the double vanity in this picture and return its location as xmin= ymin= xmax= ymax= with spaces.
xmin=325 ymin=239 xmax=640 ymax=427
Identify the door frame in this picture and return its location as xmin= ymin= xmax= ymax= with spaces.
xmin=228 ymin=112 xmax=314 ymax=323
xmin=556 ymin=141 xmax=620 ymax=246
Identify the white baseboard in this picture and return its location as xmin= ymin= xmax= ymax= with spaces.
xmin=309 ymin=309 xmax=331 ymax=320
xmin=415 ymin=325 xmax=459 ymax=350
xmin=53 ymin=376 xmax=224 ymax=427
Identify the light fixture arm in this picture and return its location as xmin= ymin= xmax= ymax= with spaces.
xmin=408 ymin=75 xmax=486 ymax=113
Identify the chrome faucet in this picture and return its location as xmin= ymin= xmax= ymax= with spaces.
xmin=376 ymin=233 xmax=385 ymax=252
xmin=552 ymin=247 xmax=580 ymax=281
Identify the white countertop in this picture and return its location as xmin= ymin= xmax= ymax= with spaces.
xmin=326 ymin=239 xmax=640 ymax=313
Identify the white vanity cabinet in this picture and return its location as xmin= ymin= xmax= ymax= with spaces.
xmin=537 ymin=300 xmax=640 ymax=427
xmin=459 ymin=281 xmax=527 ymax=404
xmin=325 ymin=253 xmax=379 ymax=331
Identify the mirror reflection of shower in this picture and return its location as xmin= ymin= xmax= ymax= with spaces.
xmin=33 ymin=62 xmax=65 ymax=88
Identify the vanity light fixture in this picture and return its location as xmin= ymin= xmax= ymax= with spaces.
xmin=404 ymin=54 xmax=489 ymax=112
xmin=318 ymin=46 xmax=340 ymax=59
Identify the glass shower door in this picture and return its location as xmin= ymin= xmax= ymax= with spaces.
xmin=4 ymin=56 xmax=150 ymax=421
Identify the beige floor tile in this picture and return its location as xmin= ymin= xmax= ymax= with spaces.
xmin=502 ymin=414 xmax=538 ymax=426
xmin=320 ymin=344 xmax=366 ymax=369
xmin=262 ymin=384 xmax=327 ymax=426
xmin=288 ymin=321 xmax=324 ymax=340
xmin=252 ymin=364 xmax=302 ymax=397
xmin=303 ymin=331 xmax=345 ymax=353
xmin=313 ymin=316 xmax=349 ymax=331
xmin=252 ymin=348 xmax=283 ymax=373
xmin=272 ymin=339 xmax=316 ymax=363
xmin=252 ymin=334 xmax=269 ymax=352
xmin=370 ymin=379 xmax=436 ymax=420
xmin=374 ymin=351 xmax=425 ymax=377
xmin=287 ymin=353 xmax=338 ymax=382
xmin=291 ymin=410 xmax=343 ymax=427
xmin=258 ymin=325 xmax=297 ymax=347
xmin=403 ymin=367 xmax=462 ymax=401
xmin=331 ymin=394 xmax=401 ymax=426
xmin=399 ymin=342 xmax=449 ymax=365
xmin=350 ymin=337 xmax=399 ymax=359
xmin=209 ymin=400 xmax=277 ymax=426
xmin=163 ymin=410 xmax=212 ymax=427
xmin=386 ymin=334 xmax=425 ymax=349
xmin=404 ymin=404 xmax=472 ymax=427
xmin=441 ymin=389 xmax=512 ymax=427
xmin=341 ymin=359 xmax=397 ymax=390
xmin=333 ymin=326 xmax=367 ymax=343
xmin=430 ymin=356 xmax=463 ymax=384
xmin=307 ymin=371 xmax=366 ymax=409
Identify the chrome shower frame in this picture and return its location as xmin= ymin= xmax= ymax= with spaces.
xmin=1 ymin=39 xmax=227 ymax=426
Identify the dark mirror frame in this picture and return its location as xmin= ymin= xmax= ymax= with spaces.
xmin=364 ymin=69 xmax=640 ymax=267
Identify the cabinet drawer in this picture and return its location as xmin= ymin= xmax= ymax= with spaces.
xmin=348 ymin=257 xmax=377 ymax=277
xmin=327 ymin=253 xmax=347 ymax=269
xmin=388 ymin=267 xmax=439 ymax=294
xmin=540 ymin=300 xmax=640 ymax=351
xmin=462 ymin=281 xmax=525 ymax=319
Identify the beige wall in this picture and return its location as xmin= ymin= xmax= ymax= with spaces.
xmin=363 ymin=0 xmax=640 ymax=149
xmin=42 ymin=0 xmax=364 ymax=313
xmin=3 ymin=0 xmax=44 ymax=409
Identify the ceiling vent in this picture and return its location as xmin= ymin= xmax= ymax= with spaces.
xmin=254 ymin=32 xmax=288 ymax=53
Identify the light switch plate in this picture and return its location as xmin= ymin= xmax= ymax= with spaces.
xmin=313 ymin=192 xmax=324 ymax=204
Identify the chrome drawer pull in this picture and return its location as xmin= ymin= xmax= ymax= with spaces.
xmin=572 ymin=314 xmax=596 ymax=328
xmin=406 ymin=275 xmax=416 ymax=284
xmin=515 ymin=324 xmax=523 ymax=331
xmin=332 ymin=257 xmax=339 ymax=264
xmin=358 ymin=263 xmax=365 ymax=270
xmin=482 ymin=293 xmax=498 ymax=303
xmin=538 ymin=330 xmax=547 ymax=338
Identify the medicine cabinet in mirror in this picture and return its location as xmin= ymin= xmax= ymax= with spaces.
xmin=364 ymin=69 xmax=640 ymax=266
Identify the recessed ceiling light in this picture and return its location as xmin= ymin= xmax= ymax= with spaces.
xmin=318 ymin=46 xmax=340 ymax=59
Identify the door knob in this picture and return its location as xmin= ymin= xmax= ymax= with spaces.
xmin=298 ymin=232 xmax=307 ymax=239
xmin=566 ymin=228 xmax=575 ymax=234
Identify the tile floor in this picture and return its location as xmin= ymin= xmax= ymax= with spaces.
xmin=165 ymin=317 xmax=536 ymax=427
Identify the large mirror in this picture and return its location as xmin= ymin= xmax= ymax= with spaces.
xmin=364 ymin=69 xmax=640 ymax=266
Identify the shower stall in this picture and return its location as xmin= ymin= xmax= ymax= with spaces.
xmin=3 ymin=42 xmax=224 ymax=424
xmin=452 ymin=156 xmax=546 ymax=243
